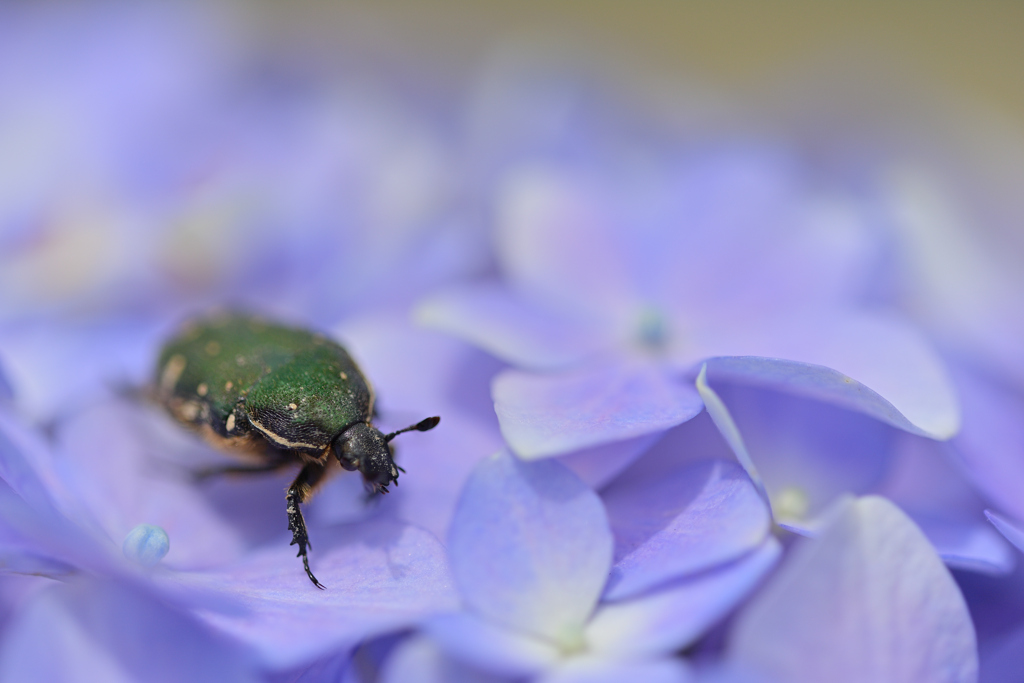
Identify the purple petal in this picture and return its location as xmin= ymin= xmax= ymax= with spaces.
xmin=949 ymin=365 xmax=1024 ymax=522
xmin=0 ymin=579 xmax=260 ymax=683
xmin=730 ymin=496 xmax=977 ymax=683
xmin=448 ymin=451 xmax=612 ymax=644
xmin=51 ymin=401 xmax=249 ymax=569
xmin=985 ymin=510 xmax=1024 ymax=554
xmin=539 ymin=658 xmax=693 ymax=683
xmin=558 ymin=433 xmax=661 ymax=490
xmin=694 ymin=368 xmax=771 ymax=513
xmin=495 ymin=169 xmax=638 ymax=320
xmin=159 ymin=519 xmax=458 ymax=669
xmin=603 ymin=458 xmax=770 ymax=601
xmin=588 ymin=539 xmax=780 ymax=659
xmin=700 ymin=379 xmax=894 ymax=524
xmin=416 ymin=284 xmax=609 ymax=370
xmin=0 ymin=411 xmax=108 ymax=571
xmin=694 ymin=313 xmax=959 ymax=440
xmin=874 ymin=431 xmax=1013 ymax=574
xmin=916 ymin=515 xmax=1015 ymax=575
xmin=381 ymin=635 xmax=509 ymax=683
xmin=424 ymin=612 xmax=560 ymax=678
xmin=493 ymin=364 xmax=704 ymax=458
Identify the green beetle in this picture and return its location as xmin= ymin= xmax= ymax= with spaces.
xmin=154 ymin=312 xmax=439 ymax=588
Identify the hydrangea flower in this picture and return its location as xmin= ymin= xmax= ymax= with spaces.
xmin=714 ymin=496 xmax=977 ymax=683
xmin=419 ymin=153 xmax=960 ymax=463
xmin=693 ymin=367 xmax=1013 ymax=575
xmin=380 ymin=450 xmax=779 ymax=682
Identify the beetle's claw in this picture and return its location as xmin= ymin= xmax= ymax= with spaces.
xmin=303 ymin=555 xmax=325 ymax=590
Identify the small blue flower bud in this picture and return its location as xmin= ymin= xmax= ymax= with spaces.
xmin=122 ymin=524 xmax=170 ymax=567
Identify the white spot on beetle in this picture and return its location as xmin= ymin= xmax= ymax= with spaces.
xmin=180 ymin=402 xmax=200 ymax=421
xmin=226 ymin=413 xmax=236 ymax=432
xmin=205 ymin=340 xmax=221 ymax=356
xmin=160 ymin=354 xmax=187 ymax=392
xmin=196 ymin=383 xmax=208 ymax=396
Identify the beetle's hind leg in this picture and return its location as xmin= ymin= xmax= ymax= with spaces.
xmin=287 ymin=461 xmax=329 ymax=589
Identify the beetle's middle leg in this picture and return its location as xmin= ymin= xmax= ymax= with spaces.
xmin=287 ymin=460 xmax=329 ymax=589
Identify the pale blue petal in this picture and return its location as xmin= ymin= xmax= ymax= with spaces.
xmin=692 ymin=313 xmax=960 ymax=440
xmin=381 ymin=636 xmax=511 ymax=683
xmin=603 ymin=459 xmax=770 ymax=601
xmin=158 ymin=519 xmax=458 ymax=669
xmin=985 ymin=510 xmax=1024 ymax=554
xmin=558 ymin=433 xmax=661 ymax=490
xmin=0 ymin=579 xmax=260 ymax=683
xmin=416 ymin=284 xmax=608 ymax=370
xmin=424 ymin=612 xmax=560 ymax=678
xmin=539 ymin=658 xmax=693 ymax=683
xmin=494 ymin=364 xmax=704 ymax=458
xmin=730 ymin=496 xmax=977 ymax=683
xmin=587 ymin=539 xmax=780 ymax=659
xmin=448 ymin=451 xmax=612 ymax=644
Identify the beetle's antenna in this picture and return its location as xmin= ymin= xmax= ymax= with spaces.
xmin=384 ymin=416 xmax=440 ymax=442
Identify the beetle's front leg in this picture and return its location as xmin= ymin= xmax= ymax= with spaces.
xmin=286 ymin=461 xmax=328 ymax=589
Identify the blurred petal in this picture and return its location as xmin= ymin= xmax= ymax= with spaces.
xmin=697 ymin=313 xmax=960 ymax=440
xmin=558 ymin=433 xmax=661 ymax=491
xmin=448 ymin=451 xmax=612 ymax=644
xmin=424 ymin=612 xmax=560 ymax=678
xmin=0 ymin=411 xmax=108 ymax=572
xmin=495 ymin=168 xmax=636 ymax=319
xmin=949 ymin=365 xmax=1024 ymax=522
xmin=916 ymin=515 xmax=1014 ymax=575
xmin=540 ymin=658 xmax=693 ymax=683
xmin=985 ymin=510 xmax=1024 ymax=554
xmin=602 ymin=459 xmax=770 ymax=601
xmin=381 ymin=635 xmax=508 ymax=683
xmin=159 ymin=519 xmax=458 ymax=669
xmin=730 ymin=496 xmax=977 ymax=683
xmin=0 ymin=579 xmax=260 ymax=683
xmin=588 ymin=539 xmax=780 ymax=659
xmin=51 ymin=401 xmax=247 ymax=569
xmin=416 ymin=284 xmax=607 ymax=370
xmin=494 ymin=364 xmax=704 ymax=458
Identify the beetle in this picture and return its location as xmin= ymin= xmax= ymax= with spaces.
xmin=154 ymin=312 xmax=439 ymax=588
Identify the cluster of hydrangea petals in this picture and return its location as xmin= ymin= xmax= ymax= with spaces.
xmin=2 ymin=4 xmax=1023 ymax=683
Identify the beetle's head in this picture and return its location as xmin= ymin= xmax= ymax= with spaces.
xmin=333 ymin=423 xmax=397 ymax=494
xmin=331 ymin=417 xmax=440 ymax=495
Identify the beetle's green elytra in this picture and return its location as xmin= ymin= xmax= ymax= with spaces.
xmin=155 ymin=312 xmax=440 ymax=588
